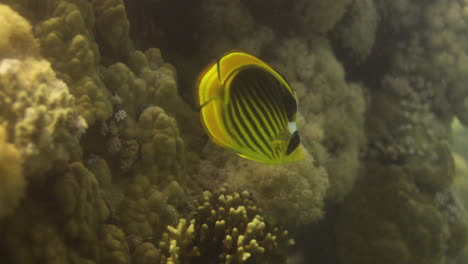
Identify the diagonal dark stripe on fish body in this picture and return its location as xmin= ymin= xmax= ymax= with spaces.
xmin=231 ymin=93 xmax=272 ymax=159
xmin=231 ymin=84 xmax=273 ymax=159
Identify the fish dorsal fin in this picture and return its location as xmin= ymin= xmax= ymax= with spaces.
xmin=217 ymin=51 xmax=269 ymax=84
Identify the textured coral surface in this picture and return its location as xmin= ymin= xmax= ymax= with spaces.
xmin=0 ymin=0 xmax=467 ymax=264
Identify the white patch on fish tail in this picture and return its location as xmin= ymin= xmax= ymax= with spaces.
xmin=288 ymin=121 xmax=297 ymax=134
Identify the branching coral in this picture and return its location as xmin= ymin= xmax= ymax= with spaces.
xmin=131 ymin=187 xmax=294 ymax=264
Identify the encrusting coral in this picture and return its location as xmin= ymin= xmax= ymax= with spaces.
xmin=131 ymin=187 xmax=294 ymax=264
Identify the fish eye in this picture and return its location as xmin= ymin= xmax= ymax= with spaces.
xmin=286 ymin=131 xmax=300 ymax=156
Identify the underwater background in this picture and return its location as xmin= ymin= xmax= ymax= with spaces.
xmin=0 ymin=0 xmax=467 ymax=263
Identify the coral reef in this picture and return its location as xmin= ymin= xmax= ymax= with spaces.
xmin=200 ymin=148 xmax=329 ymax=226
xmin=131 ymin=187 xmax=294 ymax=264
xmin=336 ymin=162 xmax=467 ymax=264
xmin=35 ymin=0 xmax=113 ymax=125
xmin=333 ymin=0 xmax=380 ymax=62
xmin=198 ymin=0 xmax=275 ymax=58
xmin=0 ymin=0 xmax=467 ymax=263
xmin=0 ymin=3 xmax=86 ymax=177
xmin=270 ymin=37 xmax=367 ymax=203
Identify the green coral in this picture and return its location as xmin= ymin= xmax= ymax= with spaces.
xmin=132 ymin=187 xmax=294 ymax=264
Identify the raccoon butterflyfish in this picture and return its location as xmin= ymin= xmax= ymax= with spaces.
xmin=195 ymin=51 xmax=303 ymax=165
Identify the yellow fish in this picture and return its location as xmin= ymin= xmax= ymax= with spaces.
xmin=196 ymin=51 xmax=302 ymax=164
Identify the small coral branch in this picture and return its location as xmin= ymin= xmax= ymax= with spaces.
xmin=131 ymin=187 xmax=294 ymax=264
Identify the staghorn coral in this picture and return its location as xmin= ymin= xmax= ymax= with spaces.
xmin=132 ymin=187 xmax=294 ymax=264
xmin=0 ymin=125 xmax=25 ymax=219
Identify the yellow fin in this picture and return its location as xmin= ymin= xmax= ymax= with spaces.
xmin=217 ymin=51 xmax=269 ymax=84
